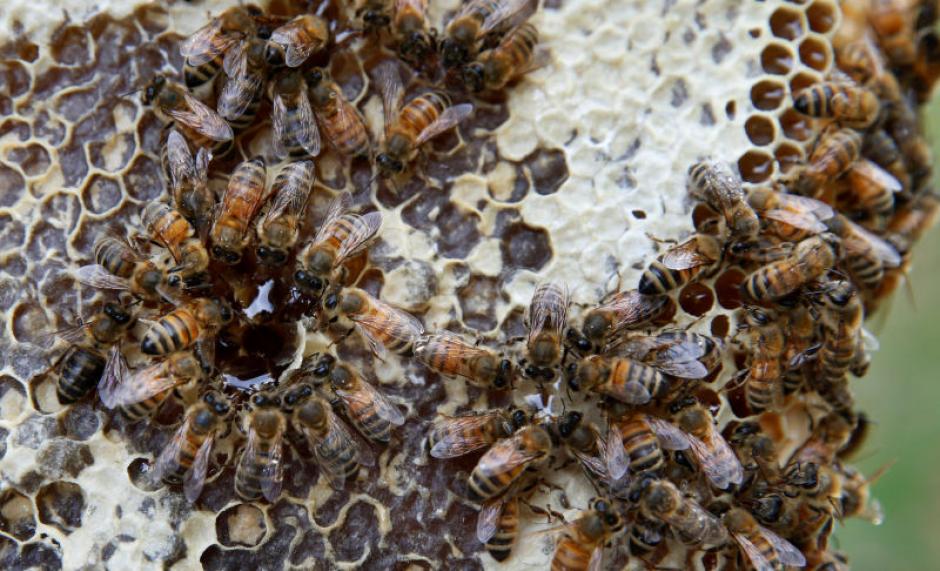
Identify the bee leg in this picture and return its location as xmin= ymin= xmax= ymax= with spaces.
xmin=644 ymin=232 xmax=678 ymax=246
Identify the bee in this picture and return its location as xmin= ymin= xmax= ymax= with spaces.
xmin=618 ymin=331 xmax=721 ymax=380
xmin=141 ymin=201 xmax=210 ymax=288
xmin=440 ymin=0 xmax=536 ymax=68
xmin=740 ymin=307 xmax=786 ymax=415
xmin=264 ymin=14 xmax=329 ymax=68
xmin=255 ymin=160 xmax=315 ymax=266
xmin=321 ymin=287 xmax=424 ymax=357
xmin=639 ymin=479 xmax=728 ymax=547
xmin=794 ymin=127 xmax=862 ymax=196
xmin=374 ymin=61 xmax=474 ymax=175
xmin=825 ymin=214 xmax=902 ymax=290
xmin=524 ymin=281 xmax=569 ymax=378
xmin=358 ymin=0 xmax=392 ymax=30
xmin=141 ymin=76 xmax=234 ymax=144
xmin=555 ymin=411 xmax=629 ymax=486
xmin=318 ymin=360 xmax=405 ymax=444
xmin=415 ymin=331 xmax=515 ymax=389
xmin=741 ymin=233 xmax=842 ymax=303
xmin=913 ymin=28 xmax=940 ymax=100
xmin=629 ymin=515 xmax=666 ymax=557
xmin=638 ymin=233 xmax=722 ymax=295
xmin=74 ymin=235 xmax=168 ymax=302
xmin=745 ymin=187 xmax=834 ymax=243
xmin=306 ymin=69 xmax=371 ymax=158
xmin=100 ymin=350 xmax=206 ymax=420
xmin=885 ymin=192 xmax=940 ymax=253
xmin=393 ymin=0 xmax=433 ymax=63
xmin=844 ymin=159 xmax=902 ymax=227
xmin=727 ymin=422 xmax=780 ymax=482
xmin=550 ymin=498 xmax=624 ymax=571
xmin=218 ymin=37 xmax=269 ymax=131
xmin=149 ymin=390 xmax=230 ymax=502
xmin=51 ymin=303 xmax=135 ymax=405
xmin=687 ymin=160 xmax=759 ymax=239
xmin=480 ymin=487 xmax=523 ymax=562
xmin=179 ymin=5 xmax=258 ymax=89
xmin=792 ymin=81 xmax=880 ymax=128
xmin=724 ymin=508 xmax=807 ymax=571
xmin=614 ymin=413 xmax=689 ymax=476
xmin=567 ymin=355 xmax=671 ymax=405
xmin=671 ymin=403 xmax=745 ymax=489
xmin=463 ymin=22 xmax=540 ymax=93
xmin=427 ymin=408 xmax=528 ymax=459
xmin=140 ymin=298 xmax=233 ymax=356
xmin=816 ymin=281 xmax=864 ymax=387
xmin=869 ymin=0 xmax=918 ymax=66
xmin=788 ymin=412 xmax=854 ymax=471
xmin=782 ymin=304 xmax=816 ymax=394
xmin=836 ymin=40 xmax=882 ymax=86
xmin=839 ymin=465 xmax=886 ymax=524
xmin=235 ymin=392 xmax=287 ymax=502
xmin=294 ymin=193 xmax=382 ymax=293
xmin=163 ymin=128 xmax=213 ymax=230
xmin=466 ymin=424 xmax=552 ymax=502
xmin=577 ymin=289 xmax=669 ymax=353
xmin=271 ymin=70 xmax=321 ymax=159
xmin=282 ymin=384 xmax=371 ymax=488
xmin=209 ymin=156 xmax=268 ymax=265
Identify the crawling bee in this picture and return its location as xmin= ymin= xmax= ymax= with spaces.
xmin=825 ymin=214 xmax=902 ymax=291
xmin=617 ymin=331 xmax=721 ymax=380
xmin=745 ymin=187 xmax=834 ymax=243
xmin=524 ymin=281 xmax=569 ymax=379
xmin=869 ymin=0 xmax=919 ymax=66
xmin=477 ymin=473 xmax=538 ymax=562
xmin=179 ymin=5 xmax=259 ymax=89
xmin=550 ymin=498 xmax=625 ymax=570
xmin=426 ymin=408 xmax=528 ymax=459
xmin=141 ymin=75 xmax=234 ymax=144
xmin=741 ymin=233 xmax=842 ymax=302
xmin=739 ymin=306 xmax=786 ymax=415
xmin=440 ymin=0 xmax=536 ymax=68
xmin=162 ymin=128 xmax=213 ymax=230
xmin=141 ymin=201 xmax=210 ymax=288
xmin=566 ymin=355 xmax=671 ymax=406
xmin=415 ymin=331 xmax=515 ymax=389
xmin=210 ymin=156 xmax=267 ymax=265
xmin=256 ymin=160 xmax=315 ymax=266
xmin=140 ymin=298 xmax=233 ymax=356
xmin=306 ymin=69 xmax=371 ymax=158
xmin=687 ymin=160 xmax=759 ymax=239
xmin=576 ymin=289 xmax=669 ymax=353
xmin=393 ymin=0 xmax=433 ymax=64
xmin=235 ymin=392 xmax=287 ymax=502
xmin=638 ymin=233 xmax=722 ymax=295
xmin=271 ymin=70 xmax=320 ymax=159
xmin=218 ymin=37 xmax=269 ymax=131
xmin=319 ymin=359 xmax=405 ymax=444
xmin=463 ymin=22 xmax=540 ymax=92
xmin=555 ymin=411 xmax=629 ymax=486
xmin=792 ymin=81 xmax=881 ymax=128
xmin=794 ymin=127 xmax=862 ymax=196
xmin=815 ymin=282 xmax=866 ymax=408
xmin=670 ymin=402 xmax=745 ymax=489
xmin=264 ymin=14 xmax=329 ymax=67
xmin=466 ymin=424 xmax=552 ymax=503
xmin=724 ymin=508 xmax=807 ymax=571
xmin=75 ymin=235 xmax=168 ymax=302
xmin=844 ymin=159 xmax=903 ymax=228
xmin=374 ymin=61 xmax=474 ymax=176
xmin=102 ymin=350 xmax=207 ymax=421
xmin=321 ymin=287 xmax=424 ymax=357
xmin=639 ymin=479 xmax=728 ymax=547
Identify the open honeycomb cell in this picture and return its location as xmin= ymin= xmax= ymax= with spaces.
xmin=750 ymin=78 xmax=787 ymax=110
xmin=770 ymin=6 xmax=807 ymax=40
xmin=745 ymin=114 xmax=777 ymax=146
xmin=761 ymin=42 xmax=798 ymax=74
xmin=738 ymin=149 xmax=776 ymax=182
xmin=799 ymin=33 xmax=833 ymax=70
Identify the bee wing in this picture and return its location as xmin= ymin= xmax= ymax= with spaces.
xmin=429 ymin=412 xmax=501 ymax=458
xmin=688 ymin=433 xmax=744 ymax=489
xmin=861 ymin=327 xmax=880 ymax=352
xmin=372 ymin=60 xmax=403 ymax=138
xmin=222 ymin=38 xmax=248 ymax=78
xmin=180 ymin=21 xmax=239 ymax=66
xmin=166 ymin=128 xmax=196 ymax=188
xmin=312 ymin=192 xmax=351 ymax=245
xmin=97 ymin=344 xmax=129 ymax=409
xmin=604 ymin=424 xmax=630 ymax=482
xmin=184 ymin=433 xmax=214 ymax=503
xmin=480 ymin=0 xmax=537 ymax=33
xmin=528 ymin=282 xmax=569 ymax=347
xmin=338 ymin=381 xmax=405 ymax=426
xmin=414 ymin=103 xmax=474 ymax=145
xmin=476 ymin=497 xmax=504 ymax=543
xmin=352 ymin=301 xmax=424 ymax=356
xmin=219 ymin=69 xmax=266 ymax=121
xmin=108 ymin=362 xmax=182 ymax=408
xmin=477 ymin=433 xmax=543 ymax=475
xmin=614 ymin=381 xmax=652 ymax=405
xmin=645 ymin=417 xmax=693 ymax=451
xmin=260 ymin=432 xmax=285 ymax=503
xmin=661 ymin=237 xmax=717 ymax=270
xmin=733 ymin=533 xmax=776 ymax=571
xmin=150 ymin=416 xmax=191 ymax=486
xmin=600 ymin=290 xmax=667 ymax=330
xmin=313 ymin=414 xmax=361 ymax=488
xmin=846 ymin=218 xmax=902 ymax=267
xmin=761 ymin=525 xmax=807 ymax=567
xmin=588 ymin=545 xmax=604 ymax=571
xmin=651 ymin=345 xmax=708 ymax=380
xmin=851 ymin=159 xmax=903 ymax=193
xmin=271 ymin=19 xmax=321 ymax=68
xmin=166 ymin=91 xmax=234 ymax=142
xmin=334 ymin=212 xmax=383 ymax=266
xmin=415 ymin=331 xmax=489 ymax=384
xmin=263 ymin=161 xmax=315 ymax=224
xmin=764 ymin=208 xmax=829 ymax=234
xmin=272 ymin=89 xmax=321 ymax=157
xmin=74 ymin=264 xmax=131 ymax=292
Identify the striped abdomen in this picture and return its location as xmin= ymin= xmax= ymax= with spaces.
xmin=638 ymin=261 xmax=705 ymax=295
xmin=184 ymin=53 xmax=223 ymax=90
xmin=235 ymin=441 xmax=278 ymax=501
xmin=819 ymin=323 xmax=857 ymax=384
xmin=214 ymin=158 xmax=266 ymax=241
xmin=629 ymin=517 xmax=664 ymax=556
xmin=551 ymin=535 xmax=594 ymax=571
xmin=808 ymin=128 xmax=862 ymax=179
xmin=746 ymin=328 xmax=785 ymax=414
xmin=318 ymin=96 xmax=370 ymax=157
xmin=354 ymin=305 xmax=417 ymax=355
xmin=94 ymin=236 xmax=137 ymax=278
xmin=121 ymin=388 xmax=174 ymax=421
xmin=485 ymin=497 xmax=520 ymax=562
xmin=599 ymin=359 xmax=670 ymax=404
xmin=494 ymin=23 xmax=538 ymax=76
xmin=345 ymin=396 xmax=393 ymax=443
xmin=620 ymin=416 xmax=665 ymax=474
xmin=793 ymin=82 xmax=879 ymax=126
xmin=162 ymin=430 xmax=208 ymax=485
xmin=56 ymin=346 xmax=105 ymax=405
xmin=143 ymin=202 xmax=196 ymax=259
xmin=467 ymin=462 xmax=526 ymax=503
xmin=390 ymin=92 xmax=449 ymax=149
xmin=141 ymin=307 xmax=200 ymax=355
xmin=315 ymin=429 xmax=360 ymax=481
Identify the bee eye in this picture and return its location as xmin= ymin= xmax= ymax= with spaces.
xmin=324 ymin=294 xmax=338 ymax=310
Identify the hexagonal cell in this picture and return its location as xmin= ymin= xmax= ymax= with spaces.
xmin=458 ymin=275 xmax=502 ymax=331
xmin=10 ymin=302 xmax=51 ymax=346
xmin=775 ymin=142 xmax=806 ymax=173
xmin=798 ymin=35 xmax=831 ymax=71
xmin=499 ymin=221 xmax=552 ymax=272
xmin=5 ymin=143 xmax=52 ymax=177
xmin=122 ymin=154 xmax=164 ymax=201
xmin=0 ymin=60 xmax=32 ymax=98
xmin=0 ymin=488 xmax=36 ymax=542
xmin=0 ymin=163 xmax=25 ymax=208
xmin=806 ymin=0 xmax=838 ymax=34
xmin=523 ymin=147 xmax=569 ymax=196
xmin=779 ymin=108 xmax=813 ymax=141
xmin=216 ymin=504 xmax=267 ymax=548
xmin=710 ymin=314 xmax=730 ymax=338
xmin=738 ymin=150 xmax=775 ymax=183
xmin=36 ymin=481 xmax=85 ymax=534
xmin=81 ymin=174 xmax=124 ymax=215
xmin=715 ymin=268 xmax=746 ymax=310
xmin=770 ymin=7 xmax=806 ymax=41
xmin=760 ymin=42 xmax=796 ymax=75
xmin=679 ymin=282 xmax=715 ymax=316
xmin=789 ymin=71 xmax=820 ymax=97
xmin=745 ymin=115 xmax=777 ymax=146
xmin=750 ymin=79 xmax=787 ymax=111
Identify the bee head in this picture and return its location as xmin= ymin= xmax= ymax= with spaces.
xmin=211 ymin=244 xmax=243 ymax=265
xmin=304 ymin=68 xmax=325 ymax=87
xmin=294 ymin=269 xmax=325 ymax=292
xmin=104 ymin=303 xmax=133 ymax=325
xmin=376 ymin=153 xmax=404 ymax=174
xmin=328 ymin=363 xmax=354 ymax=390
xmin=566 ymin=327 xmax=594 ymax=353
xmin=492 ymin=358 xmax=513 ymax=389
xmin=565 ymin=362 xmax=581 ymax=391
xmin=440 ymin=38 xmax=468 ymax=69
xmin=400 ymin=31 xmax=430 ymax=61
xmin=166 ymin=272 xmax=182 ymax=288
xmin=361 ymin=9 xmax=390 ymax=28
xmin=312 ymin=354 xmax=335 ymax=378
xmin=556 ymin=411 xmax=582 ymax=439
xmin=257 ymin=245 xmax=288 ymax=266
xmin=203 ymin=390 xmax=231 ymax=415
xmin=142 ymin=76 xmax=165 ymax=105
xmin=461 ymin=62 xmax=486 ymax=93
xmin=510 ymin=409 xmax=528 ymax=430
xmin=281 ymin=384 xmax=314 ymax=408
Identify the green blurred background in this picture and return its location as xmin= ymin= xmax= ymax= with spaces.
xmin=834 ymin=101 xmax=940 ymax=570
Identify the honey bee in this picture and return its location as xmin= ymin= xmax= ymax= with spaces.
xmin=478 ymin=478 xmax=532 ymax=562
xmin=306 ymin=69 xmax=371 ymax=158
xmin=836 ymin=40 xmax=882 ymax=85
xmin=101 ymin=351 xmax=206 ymax=421
xmin=550 ymin=498 xmax=624 ymax=571
xmin=869 ymin=0 xmax=919 ymax=66
xmin=617 ymin=331 xmax=721 ymax=380
xmin=782 ymin=304 xmax=816 ymax=394
xmin=885 ymin=191 xmax=939 ymax=253
xmin=140 ymin=298 xmax=233 ymax=356
xmin=463 ymin=22 xmax=540 ymax=93
xmin=51 ymin=303 xmax=136 ymax=405
xmin=816 ymin=281 xmax=864 ymax=388
xmin=358 ymin=0 xmax=392 ymax=30
xmin=794 ymin=127 xmax=862 ymax=196
xmin=687 ymin=160 xmax=759 ymax=239
xmin=271 ymin=70 xmax=321 ymax=159
xmin=440 ymin=0 xmax=536 ymax=68
xmin=577 ymin=289 xmax=669 ymax=353
xmin=614 ymin=413 xmax=691 ymax=476
xmin=218 ymin=37 xmax=269 ymax=131
xmin=566 ymin=355 xmax=671 ymax=406
xmin=792 ymin=81 xmax=881 ymax=128
xmin=788 ymin=412 xmax=854 ymax=470
xmin=374 ymin=61 xmax=474 ymax=175
xmin=740 ymin=307 xmax=786 ymax=415
xmin=393 ymin=0 xmax=433 ymax=64
xmin=75 ymin=235 xmax=168 ymax=302
xmin=839 ymin=465 xmax=886 ymax=524
xmin=179 ymin=5 xmax=258 ymax=89
xmin=741 ymin=233 xmax=842 ymax=303
xmin=638 ymin=233 xmax=722 ymax=295
xmin=264 ymin=14 xmax=329 ymax=68
xmin=629 ymin=515 xmax=666 ymax=557
xmin=141 ymin=201 xmax=210 ymax=288
xmin=639 ymin=479 xmax=728 ymax=547
xmin=210 ymin=156 xmax=268 ymax=265
xmin=671 ymin=403 xmax=745 ymax=489
xmin=163 ymin=128 xmax=213 ymax=230
xmin=282 ymin=383 xmax=371 ymax=488
xmin=255 ymin=160 xmax=315 ymax=266
xmin=466 ymin=424 xmax=552 ymax=502
xmin=844 ymin=159 xmax=903 ymax=227
xmin=321 ymin=287 xmax=424 ymax=357
xmin=235 ymin=392 xmax=287 ymax=502
xmin=141 ymin=76 xmax=234 ymax=144
xmin=427 ymin=408 xmax=528 ymax=458
xmin=727 ymin=422 xmax=780 ymax=482
xmin=415 ymin=331 xmax=515 ymax=389
xmin=724 ymin=507 xmax=807 ymax=571
xmin=295 ymin=192 xmax=383 ymax=294
xmin=555 ymin=411 xmax=629 ymax=486
xmin=825 ymin=214 xmax=902 ymax=291
xmin=150 ymin=390 xmax=230 ymax=502
xmin=524 ymin=282 xmax=569 ymax=378
xmin=745 ymin=187 xmax=834 ymax=243
xmin=319 ymin=360 xmax=405 ymax=444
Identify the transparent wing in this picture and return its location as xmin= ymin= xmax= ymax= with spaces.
xmin=108 ymin=361 xmax=182 ymax=407
xmin=74 ymin=264 xmax=130 ymax=291
xmin=166 ymin=128 xmax=196 ymax=189
xmin=180 ymin=21 xmax=240 ymax=66
xmin=338 ymin=381 xmax=405 ymax=426
xmin=414 ymin=103 xmax=474 ymax=145
xmin=688 ymin=433 xmax=743 ymax=489
xmin=661 ymin=236 xmax=717 ymax=270
xmin=222 ymin=38 xmax=248 ymax=78
xmin=611 ymin=381 xmax=652 ymax=405
xmin=312 ymin=192 xmax=351 ymax=245
xmin=762 ymin=525 xmax=807 ymax=567
xmin=416 ymin=331 xmax=491 ymax=383
xmin=166 ymin=92 xmax=234 ymax=142
xmin=777 ymin=192 xmax=835 ymax=219
xmin=429 ymin=412 xmax=502 ymax=458
xmin=353 ymin=301 xmax=424 ymax=352
xmin=847 ymin=218 xmax=902 ymax=267
xmin=260 ymin=432 xmax=285 ymax=503
xmin=150 ymin=418 xmax=190 ymax=486
xmin=476 ymin=433 xmax=543 ymax=475
xmin=588 ymin=545 xmax=604 ymax=571
xmin=851 ymin=159 xmax=902 ymax=193
xmin=528 ymin=282 xmax=569 ymax=347
xmin=97 ymin=344 xmax=129 ymax=409
xmin=372 ymin=60 xmax=403 ymax=138
xmin=599 ymin=290 xmax=667 ymax=330
xmin=861 ymin=327 xmax=880 ymax=352
xmin=184 ymin=433 xmax=214 ymax=503
xmin=477 ymin=498 xmax=504 ymax=543
xmin=313 ymin=412 xmax=363 ymax=487
xmin=604 ymin=424 xmax=629 ymax=481
xmin=354 ymin=322 xmax=388 ymax=359
xmin=218 ymin=69 xmax=265 ymax=120
xmin=764 ymin=208 xmax=829 ymax=234
xmin=733 ymin=533 xmax=775 ymax=571
xmin=646 ymin=417 xmax=692 ymax=450
xmin=50 ymin=322 xmax=92 ymax=346
xmin=263 ymin=161 xmax=315 ymax=223
xmin=334 ymin=212 xmax=383 ymax=266
xmin=271 ymin=18 xmax=322 ymax=68
xmin=480 ymin=0 xmax=537 ymax=33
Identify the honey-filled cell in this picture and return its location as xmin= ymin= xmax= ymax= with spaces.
xmin=738 ymin=150 xmax=775 ymax=183
xmin=775 ymin=142 xmax=805 ymax=173
xmin=745 ymin=115 xmax=777 ymax=146
xmin=760 ymin=43 xmax=796 ymax=75
xmin=806 ymin=0 xmax=838 ymax=34
xmin=770 ymin=8 xmax=806 ymax=41
xmin=779 ymin=108 xmax=813 ymax=141
xmin=750 ymin=79 xmax=787 ymax=111
xmin=798 ymin=35 xmax=831 ymax=71
xmin=789 ymin=71 xmax=820 ymax=97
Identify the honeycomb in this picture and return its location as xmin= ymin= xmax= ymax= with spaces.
xmin=0 ymin=0 xmax=930 ymax=569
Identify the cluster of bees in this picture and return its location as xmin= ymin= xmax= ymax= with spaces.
xmin=42 ymin=0 xmax=939 ymax=569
